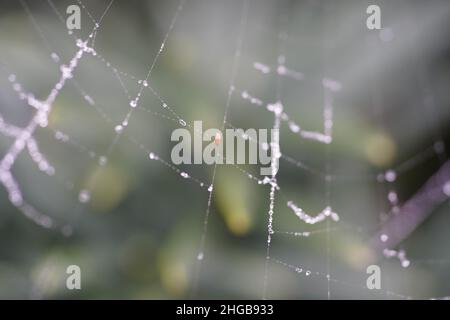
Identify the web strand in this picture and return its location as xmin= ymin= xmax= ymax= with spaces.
xmin=191 ymin=0 xmax=250 ymax=297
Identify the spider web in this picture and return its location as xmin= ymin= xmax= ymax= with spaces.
xmin=0 ymin=0 xmax=449 ymax=299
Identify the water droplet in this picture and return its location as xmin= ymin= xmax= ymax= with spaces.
xmin=385 ymin=170 xmax=397 ymax=182
xmin=277 ymin=65 xmax=286 ymax=75
xmin=143 ymin=80 xmax=148 ymax=87
xmin=84 ymin=95 xmax=95 ymax=105
xmin=180 ymin=172 xmax=189 ymax=178
xmin=115 ymin=125 xmax=123 ymax=133
xmin=78 ymin=190 xmax=91 ymax=203
xmin=46 ymin=167 xmax=55 ymax=176
xmin=305 ymin=270 xmax=311 ymax=276
xmin=380 ymin=234 xmax=389 ymax=242
xmin=208 ymin=185 xmax=213 ymax=192
xmin=50 ymin=52 xmax=60 ymax=63
xmin=267 ymin=101 xmax=283 ymax=115
xmin=388 ymin=191 xmax=398 ymax=203
xmin=179 ymin=119 xmax=186 ymax=126
xmin=9 ymin=191 xmax=23 ymax=207
xmin=162 ymin=103 xmax=168 ymax=108
xmin=149 ymin=152 xmax=157 ymax=160
xmin=289 ymin=122 xmax=300 ymax=133
xmin=197 ymin=252 xmax=204 ymax=261
xmin=129 ymin=100 xmax=137 ymax=108
xmin=262 ymin=177 xmax=271 ymax=185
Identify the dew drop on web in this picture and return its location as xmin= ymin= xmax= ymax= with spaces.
xmin=180 ymin=172 xmax=189 ymax=178
xmin=115 ymin=125 xmax=123 ymax=133
xmin=78 ymin=189 xmax=91 ymax=203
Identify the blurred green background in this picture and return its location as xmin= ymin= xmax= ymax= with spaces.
xmin=0 ymin=0 xmax=450 ymax=299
